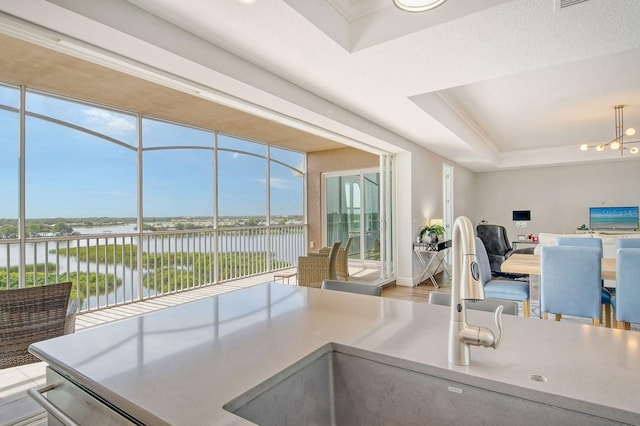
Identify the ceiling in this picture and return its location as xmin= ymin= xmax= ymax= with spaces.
xmin=0 ymin=0 xmax=638 ymax=171
xmin=0 ymin=33 xmax=343 ymax=153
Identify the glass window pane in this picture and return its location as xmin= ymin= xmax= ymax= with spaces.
xmin=270 ymin=161 xmax=303 ymax=223
xmin=25 ymin=116 xmax=137 ymax=221
xmin=218 ymin=134 xmax=266 ymax=157
xmin=26 ymin=91 xmax=136 ymax=147
xmin=270 ymin=146 xmax=304 ymax=171
xmin=143 ymin=149 xmax=214 ymax=225
xmin=325 ymin=175 xmax=360 ymax=250
xmin=0 ymin=96 xmax=19 ymax=222
xmin=0 ymin=87 xmax=19 ymax=289
xmin=218 ymin=150 xmax=266 ymax=225
xmin=143 ymin=117 xmax=212 ymax=148
xmin=364 ymin=172 xmax=380 ymax=260
xmin=0 ymin=83 xmax=19 ymax=109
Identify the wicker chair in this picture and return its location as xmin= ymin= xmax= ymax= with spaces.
xmin=297 ymin=241 xmax=341 ymax=288
xmin=0 ymin=282 xmax=78 ymax=369
xmin=319 ymin=237 xmax=353 ymax=281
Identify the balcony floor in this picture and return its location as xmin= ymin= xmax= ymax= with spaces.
xmin=1 ymin=265 xmax=388 ymax=426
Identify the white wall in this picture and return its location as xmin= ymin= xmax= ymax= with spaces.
xmin=394 ymin=143 xmax=478 ymax=286
xmin=395 ymin=151 xmax=414 ymax=286
xmin=408 ymin=147 xmax=445 ymax=285
xmin=451 ymin=163 xmax=477 ymax=224
xmin=473 ymin=159 xmax=640 ymax=241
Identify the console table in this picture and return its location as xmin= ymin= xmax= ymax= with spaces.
xmin=413 ymin=240 xmax=452 ymax=288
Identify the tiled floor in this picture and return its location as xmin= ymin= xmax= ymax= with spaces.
xmin=0 ymin=363 xmax=47 ymax=426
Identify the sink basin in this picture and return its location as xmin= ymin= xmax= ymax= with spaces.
xmin=224 ymin=343 xmax=629 ymax=425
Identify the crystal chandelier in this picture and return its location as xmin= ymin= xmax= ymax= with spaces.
xmin=580 ymin=105 xmax=639 ymax=155
xmin=393 ymin=0 xmax=447 ymax=12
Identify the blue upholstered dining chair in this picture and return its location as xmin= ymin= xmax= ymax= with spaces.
xmin=556 ymin=237 xmax=612 ymax=327
xmin=475 ymin=237 xmax=530 ymax=317
xmin=618 ymin=238 xmax=640 ymax=248
xmin=612 ymin=248 xmax=640 ymax=330
xmin=540 ymin=246 xmax=602 ymax=326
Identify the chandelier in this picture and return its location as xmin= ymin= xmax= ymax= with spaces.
xmin=580 ymin=105 xmax=638 ymax=155
xmin=393 ymin=0 xmax=447 ymax=12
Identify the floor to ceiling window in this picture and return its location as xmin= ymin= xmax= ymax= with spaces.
xmin=0 ymin=82 xmax=306 ymax=312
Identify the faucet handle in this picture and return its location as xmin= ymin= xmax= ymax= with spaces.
xmin=466 ymin=304 xmax=504 ymax=349
xmin=492 ymin=305 xmax=504 ymax=349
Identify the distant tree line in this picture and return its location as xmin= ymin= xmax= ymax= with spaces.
xmin=0 ymin=222 xmax=75 ymax=238
xmin=0 ymin=215 xmax=303 ymax=238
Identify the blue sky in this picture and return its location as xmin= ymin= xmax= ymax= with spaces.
xmin=0 ymin=86 xmax=304 ymax=219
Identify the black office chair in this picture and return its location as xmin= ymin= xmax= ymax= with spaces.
xmin=476 ymin=223 xmax=533 ymax=278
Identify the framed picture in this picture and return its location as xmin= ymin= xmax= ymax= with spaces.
xmin=517 ymin=234 xmax=526 ymax=241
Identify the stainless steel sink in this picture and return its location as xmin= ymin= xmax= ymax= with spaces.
xmin=224 ymin=343 xmax=630 ymax=426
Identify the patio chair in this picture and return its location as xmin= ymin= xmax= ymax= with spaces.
xmin=320 ymin=237 xmax=353 ymax=280
xmin=297 ymin=242 xmax=341 ymax=288
xmin=0 ymin=282 xmax=78 ymax=369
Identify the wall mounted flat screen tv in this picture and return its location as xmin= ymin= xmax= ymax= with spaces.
xmin=512 ymin=210 xmax=531 ymax=221
xmin=589 ymin=206 xmax=639 ymax=230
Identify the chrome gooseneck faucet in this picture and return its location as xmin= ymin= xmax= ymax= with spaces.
xmin=448 ymin=216 xmax=503 ymax=366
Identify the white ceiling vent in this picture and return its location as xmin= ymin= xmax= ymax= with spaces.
xmin=555 ymin=0 xmax=589 ymax=10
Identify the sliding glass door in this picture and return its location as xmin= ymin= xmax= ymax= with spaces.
xmin=323 ymin=168 xmax=382 ymax=266
xmin=363 ymin=172 xmax=381 ymax=261
xmin=325 ymin=174 xmax=361 ymax=260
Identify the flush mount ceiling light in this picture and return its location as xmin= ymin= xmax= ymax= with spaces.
xmin=393 ymin=0 xmax=447 ymax=12
xmin=580 ymin=105 xmax=639 ymax=156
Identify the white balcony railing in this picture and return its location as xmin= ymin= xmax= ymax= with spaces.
xmin=0 ymin=225 xmax=305 ymax=313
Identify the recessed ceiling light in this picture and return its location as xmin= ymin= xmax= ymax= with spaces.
xmin=393 ymin=0 xmax=447 ymax=12
xmin=235 ymin=0 xmax=257 ymax=4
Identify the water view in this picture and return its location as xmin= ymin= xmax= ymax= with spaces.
xmin=0 ymin=84 xmax=306 ymax=313
xmin=0 ymin=217 xmax=305 ymax=310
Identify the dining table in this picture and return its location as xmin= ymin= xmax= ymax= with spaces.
xmin=501 ymin=253 xmax=617 ymax=280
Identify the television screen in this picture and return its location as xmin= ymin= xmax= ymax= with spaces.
xmin=589 ymin=206 xmax=639 ymax=230
xmin=512 ymin=210 xmax=531 ymax=221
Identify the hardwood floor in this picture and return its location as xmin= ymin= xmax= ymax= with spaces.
xmin=381 ymin=272 xmax=451 ymax=303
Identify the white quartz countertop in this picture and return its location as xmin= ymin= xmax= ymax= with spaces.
xmin=31 ymin=283 xmax=640 ymax=425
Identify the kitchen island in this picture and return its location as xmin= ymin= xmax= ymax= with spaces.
xmin=30 ymin=283 xmax=640 ymax=425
